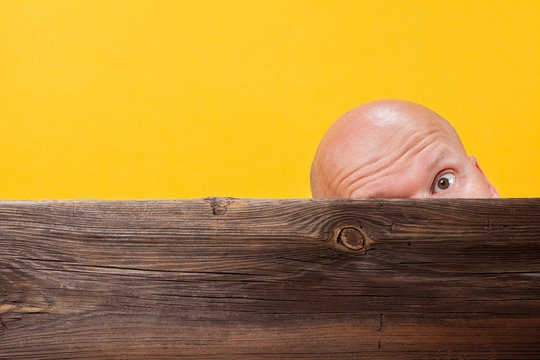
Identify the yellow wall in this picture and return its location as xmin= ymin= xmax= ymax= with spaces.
xmin=1 ymin=1 xmax=538 ymax=199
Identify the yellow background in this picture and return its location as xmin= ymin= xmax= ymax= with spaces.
xmin=1 ymin=1 xmax=538 ymax=199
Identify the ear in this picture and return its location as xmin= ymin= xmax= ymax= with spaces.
xmin=469 ymin=156 xmax=500 ymax=198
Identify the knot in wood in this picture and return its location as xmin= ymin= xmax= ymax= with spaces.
xmin=337 ymin=227 xmax=365 ymax=251
xmin=205 ymin=197 xmax=231 ymax=216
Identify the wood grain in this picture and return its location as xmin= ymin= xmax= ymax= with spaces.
xmin=1 ymin=198 xmax=539 ymax=359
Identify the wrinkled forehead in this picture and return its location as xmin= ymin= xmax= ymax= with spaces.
xmin=328 ymin=115 xmax=460 ymax=170
xmin=349 ymin=144 xmax=449 ymax=198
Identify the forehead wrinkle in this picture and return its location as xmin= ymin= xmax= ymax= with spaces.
xmin=336 ymin=147 xmax=404 ymax=197
xmin=337 ymin=128 xmax=442 ymax=197
xmin=328 ymin=159 xmax=369 ymax=197
xmin=328 ymin=139 xmax=397 ymax=196
xmin=328 ymin=128 xmax=415 ymax=194
xmin=340 ymin=155 xmax=403 ymax=197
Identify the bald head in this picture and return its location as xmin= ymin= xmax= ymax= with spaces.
xmin=311 ymin=99 xmax=499 ymax=199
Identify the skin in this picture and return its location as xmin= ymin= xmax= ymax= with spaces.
xmin=310 ymin=99 xmax=499 ymax=199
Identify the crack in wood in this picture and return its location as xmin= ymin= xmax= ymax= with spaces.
xmin=377 ymin=313 xmax=384 ymax=332
xmin=0 ymin=303 xmax=55 ymax=315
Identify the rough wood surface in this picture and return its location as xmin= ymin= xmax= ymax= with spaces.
xmin=1 ymin=198 xmax=539 ymax=359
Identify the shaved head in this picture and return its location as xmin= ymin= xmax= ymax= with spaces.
xmin=311 ymin=99 xmax=499 ymax=199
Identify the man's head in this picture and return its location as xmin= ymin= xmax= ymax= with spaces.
xmin=310 ymin=99 xmax=499 ymax=198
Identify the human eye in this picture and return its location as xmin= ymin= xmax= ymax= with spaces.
xmin=432 ymin=171 xmax=456 ymax=193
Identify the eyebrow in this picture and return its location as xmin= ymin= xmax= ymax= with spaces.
xmin=430 ymin=150 xmax=447 ymax=170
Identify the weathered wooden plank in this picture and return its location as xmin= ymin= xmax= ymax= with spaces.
xmin=0 ymin=198 xmax=539 ymax=359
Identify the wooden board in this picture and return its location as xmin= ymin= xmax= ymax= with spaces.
xmin=1 ymin=198 xmax=539 ymax=359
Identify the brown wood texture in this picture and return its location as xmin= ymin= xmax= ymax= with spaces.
xmin=1 ymin=198 xmax=539 ymax=359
